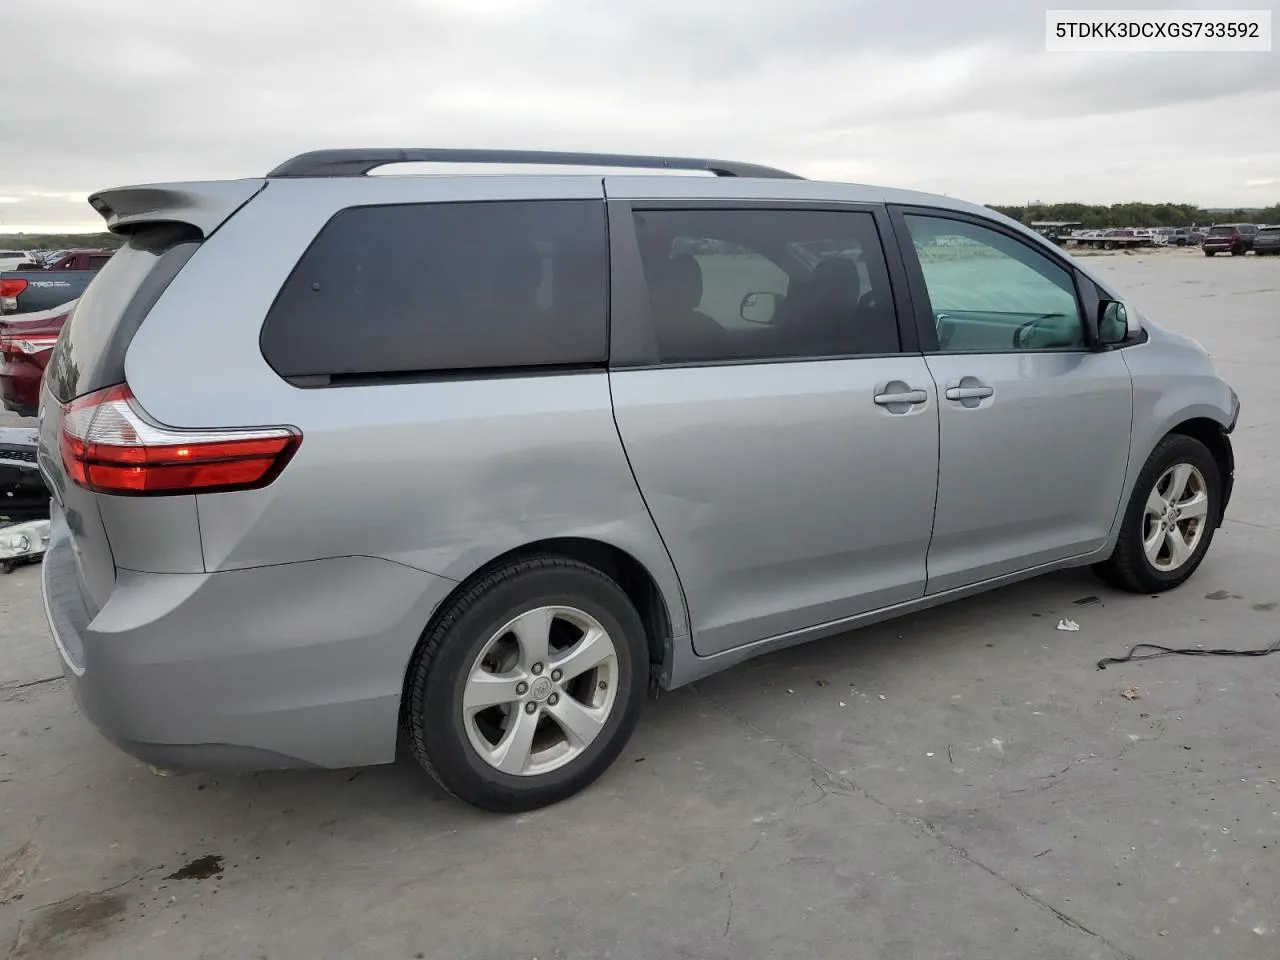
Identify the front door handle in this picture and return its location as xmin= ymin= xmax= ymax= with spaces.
xmin=874 ymin=389 xmax=928 ymax=406
xmin=944 ymin=385 xmax=994 ymax=401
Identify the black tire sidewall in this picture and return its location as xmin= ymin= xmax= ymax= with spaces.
xmin=410 ymin=564 xmax=648 ymax=812
xmin=1122 ymin=436 xmax=1220 ymax=590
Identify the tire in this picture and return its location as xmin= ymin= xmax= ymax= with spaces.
xmin=1204 ymin=250 xmax=1214 ymax=257
xmin=404 ymin=556 xmax=648 ymax=812
xmin=1093 ymin=434 xmax=1221 ymax=594
xmin=1231 ymin=247 xmax=1243 ymax=256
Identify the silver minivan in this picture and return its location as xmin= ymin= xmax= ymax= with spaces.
xmin=39 ymin=149 xmax=1239 ymax=811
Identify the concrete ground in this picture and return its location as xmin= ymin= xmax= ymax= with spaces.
xmin=2 ymin=248 xmax=1279 ymax=959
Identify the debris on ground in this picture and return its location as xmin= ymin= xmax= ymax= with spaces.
xmin=815 ymin=679 xmax=828 ymax=687
xmin=1056 ymin=619 xmax=1081 ymax=632
xmin=1074 ymin=596 xmax=1101 ymax=606
xmin=1121 ymin=687 xmax=1142 ymax=700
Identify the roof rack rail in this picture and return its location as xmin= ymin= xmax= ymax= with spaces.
xmin=265 ymin=148 xmax=803 ymax=180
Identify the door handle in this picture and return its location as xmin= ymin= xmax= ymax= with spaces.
xmin=944 ymin=386 xmax=994 ymax=401
xmin=873 ymin=389 xmax=928 ymax=406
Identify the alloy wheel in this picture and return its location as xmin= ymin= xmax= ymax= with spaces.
xmin=1142 ymin=463 xmax=1210 ymax=572
xmin=462 ymin=606 xmax=619 ymax=776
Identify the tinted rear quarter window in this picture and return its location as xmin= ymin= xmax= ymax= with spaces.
xmin=260 ymin=200 xmax=608 ymax=380
xmin=45 ymin=225 xmax=199 ymax=404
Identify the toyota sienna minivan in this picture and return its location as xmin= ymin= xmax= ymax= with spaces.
xmin=39 ymin=148 xmax=1238 ymax=811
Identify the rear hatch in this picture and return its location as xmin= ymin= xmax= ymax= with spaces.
xmin=38 ymin=225 xmax=203 ymax=611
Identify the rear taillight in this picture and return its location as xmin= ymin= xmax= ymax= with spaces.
xmin=0 ymin=279 xmax=28 ymax=298
xmin=59 ymin=385 xmax=301 ymax=495
xmin=0 ymin=332 xmax=60 ymax=355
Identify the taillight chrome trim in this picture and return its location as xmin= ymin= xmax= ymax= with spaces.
xmin=59 ymin=384 xmax=302 ymax=496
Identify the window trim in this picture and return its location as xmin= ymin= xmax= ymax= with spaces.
xmin=887 ymin=204 xmax=1092 ymax=356
xmin=607 ymin=199 xmax=920 ymax=369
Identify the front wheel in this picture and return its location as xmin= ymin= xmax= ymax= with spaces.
xmin=1093 ymin=434 xmax=1220 ymax=593
xmin=404 ymin=556 xmax=649 ymax=812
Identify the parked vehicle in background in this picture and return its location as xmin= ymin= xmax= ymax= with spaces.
xmin=37 ymin=148 xmax=1239 ymax=812
xmin=1202 ymin=224 xmax=1257 ymax=256
xmin=0 ymin=249 xmax=113 ymax=314
xmin=1254 ymin=225 xmax=1280 ymax=255
xmin=0 ymin=251 xmax=37 ymax=273
xmin=1065 ymin=229 xmax=1147 ymax=250
xmin=1029 ymin=221 xmax=1081 ymax=245
xmin=1167 ymin=227 xmax=1203 ymax=245
xmin=0 ymin=299 xmax=76 ymax=416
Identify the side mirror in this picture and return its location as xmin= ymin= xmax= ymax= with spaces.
xmin=1098 ymin=299 xmax=1137 ymax=344
xmin=740 ymin=291 xmax=779 ymax=324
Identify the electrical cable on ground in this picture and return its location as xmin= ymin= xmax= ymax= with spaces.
xmin=1097 ymin=636 xmax=1280 ymax=670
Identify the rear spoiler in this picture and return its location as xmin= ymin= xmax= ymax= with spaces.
xmin=87 ymin=180 xmax=268 ymax=237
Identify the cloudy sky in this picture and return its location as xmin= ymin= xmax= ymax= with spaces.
xmin=2 ymin=0 xmax=1277 ymax=232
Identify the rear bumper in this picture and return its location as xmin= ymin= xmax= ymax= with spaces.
xmin=42 ymin=509 xmax=455 ymax=770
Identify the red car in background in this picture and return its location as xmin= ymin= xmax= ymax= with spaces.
xmin=0 ymin=299 xmax=76 ymax=417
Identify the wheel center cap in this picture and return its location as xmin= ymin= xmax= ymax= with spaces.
xmin=529 ymin=676 xmax=554 ymax=702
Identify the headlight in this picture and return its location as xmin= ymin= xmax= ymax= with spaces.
xmin=0 ymin=521 xmax=50 ymax=560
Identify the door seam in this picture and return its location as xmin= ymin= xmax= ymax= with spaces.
xmin=921 ymin=356 xmax=943 ymax=592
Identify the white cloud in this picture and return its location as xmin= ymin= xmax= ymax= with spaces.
xmin=2 ymin=0 xmax=1278 ymax=231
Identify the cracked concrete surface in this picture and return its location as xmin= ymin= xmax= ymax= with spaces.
xmin=2 ymin=250 xmax=1279 ymax=958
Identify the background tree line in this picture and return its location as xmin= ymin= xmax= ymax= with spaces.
xmin=4 ymin=200 xmax=1279 ymax=252
xmin=987 ymin=202 xmax=1280 ymax=229
xmin=0 ymin=232 xmax=123 ymax=251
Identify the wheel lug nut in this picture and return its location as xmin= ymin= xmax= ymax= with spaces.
xmin=551 ymin=669 xmax=562 ymax=682
xmin=525 ymin=702 xmax=537 ymax=714
xmin=531 ymin=662 xmax=544 ymax=675
xmin=516 ymin=681 xmax=528 ymax=696
xmin=598 ymin=680 xmax=608 ymax=691
xmin=548 ymin=693 xmax=559 ymax=706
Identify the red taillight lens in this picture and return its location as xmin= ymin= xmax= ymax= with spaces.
xmin=59 ymin=385 xmax=301 ymax=495
xmin=0 ymin=278 xmax=28 ymax=298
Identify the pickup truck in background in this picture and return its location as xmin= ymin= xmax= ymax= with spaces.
xmin=0 ymin=250 xmax=38 ymax=273
xmin=0 ymin=249 xmax=114 ymax=315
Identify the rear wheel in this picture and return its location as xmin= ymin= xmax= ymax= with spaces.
xmin=1204 ymin=250 xmax=1214 ymax=257
xmin=404 ymin=556 xmax=648 ymax=812
xmin=1093 ymin=434 xmax=1220 ymax=593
